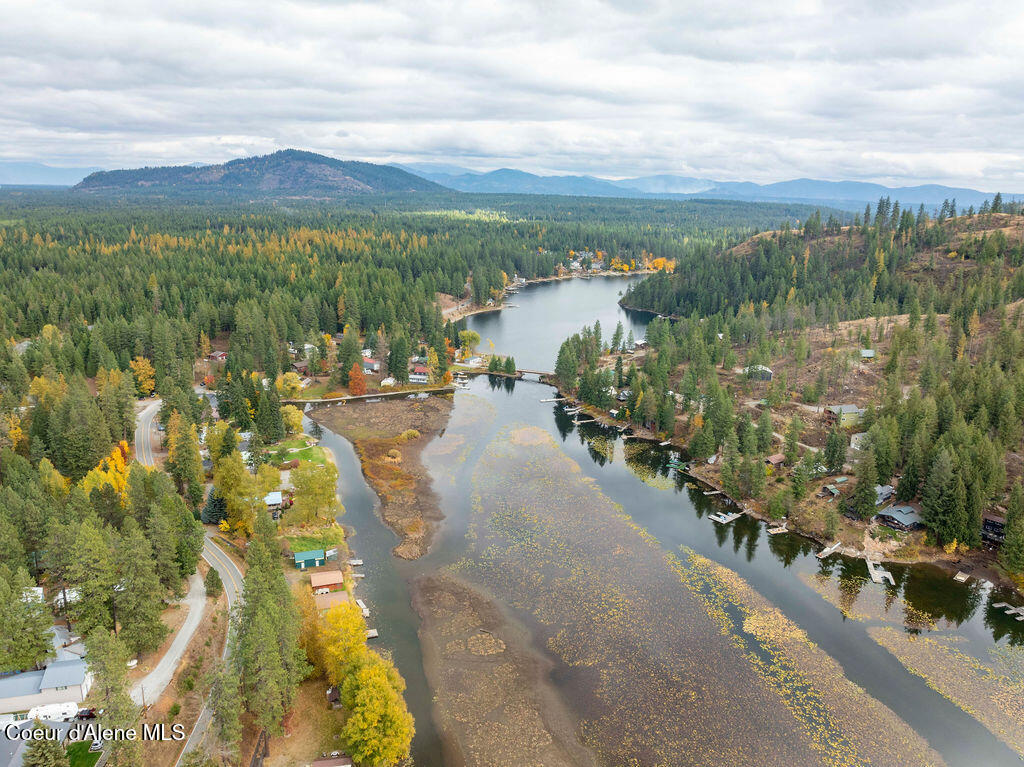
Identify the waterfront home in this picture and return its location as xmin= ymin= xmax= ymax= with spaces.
xmin=293 ymin=549 xmax=326 ymax=569
xmin=362 ymin=357 xmax=381 ymax=374
xmin=825 ymin=404 xmax=865 ymax=428
xmin=875 ymin=503 xmax=923 ymax=531
xmin=309 ymin=570 xmax=345 ymax=594
xmin=982 ymin=512 xmax=1006 ymax=544
xmin=0 ymin=659 xmax=92 ymax=717
xmin=409 ymin=365 xmax=430 ymax=384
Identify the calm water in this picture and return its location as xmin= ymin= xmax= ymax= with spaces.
xmin=466 ymin=274 xmax=650 ymax=371
xmin=316 ymin=277 xmax=1024 ymax=767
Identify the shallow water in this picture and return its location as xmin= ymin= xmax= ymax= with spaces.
xmin=315 ymin=277 xmax=1024 ymax=766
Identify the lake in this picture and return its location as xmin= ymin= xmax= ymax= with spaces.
xmin=315 ymin=276 xmax=1024 ymax=767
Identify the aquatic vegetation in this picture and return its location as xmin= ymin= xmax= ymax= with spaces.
xmin=870 ymin=627 xmax=1024 ymax=757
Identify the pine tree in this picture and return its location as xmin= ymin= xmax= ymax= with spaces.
xmin=851 ymin=450 xmax=878 ymax=520
xmin=824 ymin=427 xmax=846 ymax=474
xmin=0 ymin=566 xmax=55 ymax=672
xmin=1000 ymin=484 xmax=1024 ymax=574
xmin=85 ymin=629 xmax=142 ymax=766
xmin=209 ymin=660 xmax=242 ymax=759
xmin=784 ymin=416 xmax=803 ymax=465
xmin=67 ymin=519 xmax=116 ymax=636
xmin=115 ymin=520 xmax=169 ymax=655
xmin=20 ymin=725 xmax=70 ymax=767
xmin=755 ymin=408 xmax=773 ymax=454
xmin=921 ymin=449 xmax=956 ymax=544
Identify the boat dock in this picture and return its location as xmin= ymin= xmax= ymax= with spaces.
xmin=703 ymin=489 xmax=721 ymax=496
xmin=767 ymin=523 xmax=788 ymax=535
xmin=953 ymin=571 xmax=970 ymax=583
xmin=365 ymin=629 xmax=379 ymax=639
xmin=816 ymin=541 xmax=842 ymax=559
xmin=540 ymin=397 xmax=567 ymax=403
xmin=992 ymin=602 xmax=1024 ymax=620
xmin=709 ymin=511 xmax=742 ymax=524
xmin=866 ymin=559 xmax=895 ymax=586
xmin=659 ymin=440 xmax=671 ymax=446
xmin=348 ymin=559 xmax=363 ymax=566
xmin=356 ymin=598 xmax=370 ymax=618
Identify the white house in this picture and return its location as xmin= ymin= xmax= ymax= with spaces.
xmin=0 ymin=659 xmax=92 ymax=718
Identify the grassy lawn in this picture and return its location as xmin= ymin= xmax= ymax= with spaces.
xmin=275 ymin=436 xmax=311 ymax=450
xmin=66 ymin=741 xmax=100 ymax=767
xmin=286 ymin=445 xmax=327 ymax=465
xmin=284 ymin=526 xmax=347 ymax=554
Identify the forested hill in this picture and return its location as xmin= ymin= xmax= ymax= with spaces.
xmin=623 ymin=198 xmax=1024 ymax=323
xmin=75 ymin=149 xmax=443 ymax=197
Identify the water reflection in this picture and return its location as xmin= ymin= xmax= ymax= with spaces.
xmin=546 ymin=383 xmax=1023 ymax=645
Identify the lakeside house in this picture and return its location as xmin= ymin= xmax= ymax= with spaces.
xmin=0 ymin=659 xmax=92 ymax=719
xmin=409 ymin=365 xmax=430 ymax=384
xmin=875 ymin=503 xmax=924 ymax=531
xmin=825 ymin=404 xmax=866 ymax=428
xmin=309 ymin=570 xmax=345 ymax=595
xmin=294 ymin=549 xmax=326 ymax=569
xmin=362 ymin=357 xmax=381 ymax=375
xmin=982 ymin=512 xmax=1006 ymax=544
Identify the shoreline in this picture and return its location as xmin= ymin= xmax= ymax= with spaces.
xmin=548 ymin=380 xmax=1022 ymax=595
xmin=443 ymin=269 xmax=654 ymax=322
xmin=308 ymin=396 xmax=453 ymax=559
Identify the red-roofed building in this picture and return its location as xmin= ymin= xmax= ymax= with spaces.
xmin=409 ymin=365 xmax=430 ymax=384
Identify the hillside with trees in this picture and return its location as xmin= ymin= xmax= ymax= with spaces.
xmin=557 ymin=198 xmax=1024 ymax=586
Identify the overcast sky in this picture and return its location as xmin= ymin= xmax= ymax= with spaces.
xmin=3 ymin=0 xmax=1024 ymax=188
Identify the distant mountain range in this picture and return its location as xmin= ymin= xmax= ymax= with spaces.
xmin=397 ymin=165 xmax=1016 ymax=211
xmin=2 ymin=150 xmax=1015 ymax=210
xmin=75 ymin=150 xmax=441 ymax=196
xmin=0 ymin=160 xmax=103 ymax=186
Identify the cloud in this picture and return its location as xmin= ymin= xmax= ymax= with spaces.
xmin=1 ymin=0 xmax=1023 ymax=188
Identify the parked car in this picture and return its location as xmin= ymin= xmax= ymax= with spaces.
xmin=89 ymin=740 xmax=104 ymax=752
xmin=76 ymin=708 xmax=97 ymax=720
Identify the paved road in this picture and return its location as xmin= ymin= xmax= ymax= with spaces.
xmin=133 ymin=397 xmax=244 ymax=764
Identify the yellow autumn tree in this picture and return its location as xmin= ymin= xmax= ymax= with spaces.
xmin=79 ymin=440 xmax=132 ymax=503
xmin=281 ymin=404 xmax=303 ymax=434
xmin=129 ymin=356 xmax=156 ymax=396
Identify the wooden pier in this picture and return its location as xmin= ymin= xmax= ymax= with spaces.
xmin=365 ymin=629 xmax=379 ymax=639
xmin=992 ymin=602 xmax=1024 ymax=620
xmin=866 ymin=559 xmax=895 ymax=586
xmin=767 ymin=523 xmax=788 ymax=535
xmin=816 ymin=541 xmax=841 ymax=559
xmin=709 ymin=511 xmax=742 ymax=524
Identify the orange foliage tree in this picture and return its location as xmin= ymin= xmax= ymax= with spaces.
xmin=348 ymin=362 xmax=367 ymax=396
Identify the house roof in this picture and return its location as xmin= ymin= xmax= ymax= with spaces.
xmin=765 ymin=453 xmax=785 ymax=465
xmin=0 ymin=659 xmax=88 ymax=701
xmin=311 ymin=757 xmax=353 ymax=767
xmin=412 ymin=365 xmax=430 ymax=374
xmin=294 ymin=549 xmax=325 ymax=562
xmin=860 ymin=349 xmax=876 ymax=358
xmin=362 ymin=357 xmax=379 ymax=365
xmin=877 ymin=504 xmax=923 ymax=527
xmin=40 ymin=659 xmax=88 ymax=690
xmin=263 ymin=491 xmax=283 ymax=506
xmin=828 ymin=404 xmax=862 ymax=414
xmin=309 ymin=571 xmax=345 ymax=588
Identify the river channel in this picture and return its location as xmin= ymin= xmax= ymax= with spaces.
xmin=314 ymin=275 xmax=1024 ymax=767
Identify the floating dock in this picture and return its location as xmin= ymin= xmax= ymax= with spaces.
xmin=767 ymin=524 xmax=788 ymax=535
xmin=992 ymin=603 xmax=1024 ymax=620
xmin=703 ymin=489 xmax=721 ymax=496
xmin=348 ymin=559 xmax=363 ymax=566
xmin=365 ymin=629 xmax=379 ymax=639
xmin=352 ymin=572 xmax=366 ymax=580
xmin=816 ymin=542 xmax=842 ymax=559
xmin=953 ymin=571 xmax=970 ymax=583
xmin=709 ymin=511 xmax=742 ymax=524
xmin=356 ymin=598 xmax=370 ymax=618
xmin=866 ymin=559 xmax=895 ymax=586
xmin=540 ymin=397 xmax=567 ymax=403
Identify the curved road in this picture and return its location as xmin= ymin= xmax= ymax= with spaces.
xmin=133 ymin=398 xmax=244 ymax=764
